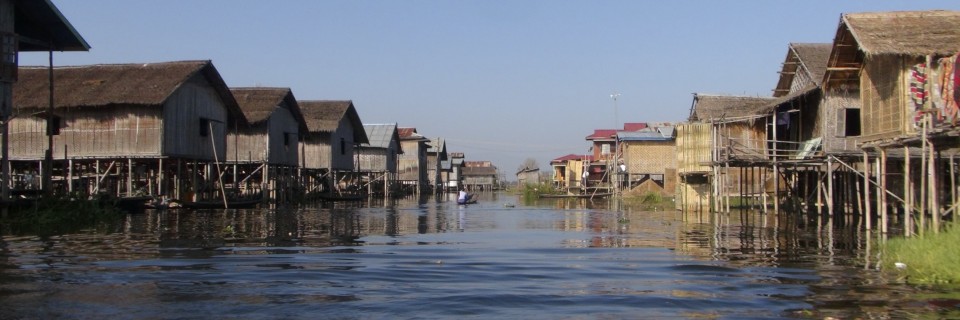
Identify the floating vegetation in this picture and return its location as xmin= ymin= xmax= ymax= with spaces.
xmin=882 ymin=222 xmax=960 ymax=286
xmin=1 ymin=193 xmax=124 ymax=237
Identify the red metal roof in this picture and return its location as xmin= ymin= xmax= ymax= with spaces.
xmin=585 ymin=129 xmax=617 ymax=140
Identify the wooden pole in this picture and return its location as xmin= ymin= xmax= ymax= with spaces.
xmin=827 ymin=157 xmax=834 ymax=217
xmin=864 ymin=151 xmax=872 ymax=231
xmin=928 ymin=121 xmax=939 ymax=233
xmin=952 ymin=154 xmax=957 ymax=223
xmin=880 ymin=149 xmax=888 ymax=234
xmin=905 ymin=146 xmax=913 ymax=237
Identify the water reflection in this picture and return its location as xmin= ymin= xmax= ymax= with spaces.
xmin=0 ymin=192 xmax=950 ymax=319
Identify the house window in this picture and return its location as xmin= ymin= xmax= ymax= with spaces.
xmin=199 ymin=118 xmax=210 ymax=137
xmin=340 ymin=138 xmax=346 ymax=155
xmin=284 ymin=132 xmax=291 ymax=147
xmin=601 ymin=144 xmax=610 ymax=155
xmin=844 ymin=108 xmax=861 ymax=137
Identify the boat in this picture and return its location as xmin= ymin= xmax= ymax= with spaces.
xmin=537 ymin=193 xmax=612 ymax=199
xmin=317 ymin=193 xmax=366 ymax=201
xmin=174 ymin=198 xmax=262 ymax=209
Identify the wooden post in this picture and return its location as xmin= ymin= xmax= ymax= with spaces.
xmin=880 ymin=149 xmax=888 ymax=234
xmin=928 ymin=126 xmax=939 ymax=234
xmin=952 ymin=154 xmax=957 ymax=223
xmin=827 ymin=157 xmax=834 ymax=217
xmin=864 ymin=151 xmax=872 ymax=231
xmin=905 ymin=146 xmax=913 ymax=237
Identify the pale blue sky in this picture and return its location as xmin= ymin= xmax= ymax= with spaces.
xmin=22 ymin=1 xmax=958 ymax=177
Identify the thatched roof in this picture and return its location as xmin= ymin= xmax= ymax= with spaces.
xmin=230 ymin=87 xmax=307 ymax=132
xmin=688 ymin=94 xmax=775 ymax=122
xmin=842 ymin=10 xmax=960 ymax=56
xmin=773 ymin=43 xmax=831 ymax=97
xmin=298 ymin=100 xmax=369 ymax=143
xmin=14 ymin=60 xmax=245 ymax=122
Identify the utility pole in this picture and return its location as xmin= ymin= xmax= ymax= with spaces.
xmin=610 ymin=92 xmax=620 ymax=195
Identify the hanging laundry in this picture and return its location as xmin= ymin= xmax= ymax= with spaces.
xmin=909 ymin=62 xmax=928 ymax=112
xmin=939 ymin=56 xmax=958 ymax=123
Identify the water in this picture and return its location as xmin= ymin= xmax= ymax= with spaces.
xmin=0 ymin=192 xmax=951 ymax=319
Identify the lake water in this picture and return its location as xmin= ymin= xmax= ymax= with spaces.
xmin=0 ymin=192 xmax=952 ymax=319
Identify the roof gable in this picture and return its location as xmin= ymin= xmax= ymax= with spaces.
xmin=688 ymin=94 xmax=775 ymax=122
xmin=362 ymin=123 xmax=402 ymax=153
xmin=231 ymin=87 xmax=307 ymax=132
xmin=299 ymin=100 xmax=369 ymax=143
xmin=773 ymin=43 xmax=831 ymax=97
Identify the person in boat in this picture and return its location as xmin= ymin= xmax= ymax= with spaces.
xmin=457 ymin=187 xmax=474 ymax=205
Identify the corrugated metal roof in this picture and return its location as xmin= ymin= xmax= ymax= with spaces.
xmin=363 ymin=124 xmax=397 ymax=149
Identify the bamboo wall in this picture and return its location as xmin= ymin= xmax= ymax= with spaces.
xmin=397 ymin=140 xmax=426 ymax=184
xmin=226 ymin=104 xmax=300 ymax=166
xmin=623 ymin=140 xmax=676 ymax=174
xmin=817 ymin=91 xmax=862 ymax=153
xmin=358 ymin=148 xmax=395 ymax=173
xmin=162 ymin=76 xmax=229 ymax=161
xmin=861 ymin=55 xmax=911 ymax=142
xmin=9 ymin=105 xmax=163 ymax=160
xmin=676 ymin=123 xmax=712 ymax=174
xmin=299 ymin=133 xmax=331 ymax=169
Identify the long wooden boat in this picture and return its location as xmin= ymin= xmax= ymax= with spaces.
xmin=174 ymin=198 xmax=262 ymax=209
xmin=538 ymin=193 xmax=612 ymax=199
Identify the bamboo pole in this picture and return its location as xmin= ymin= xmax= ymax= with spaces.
xmin=864 ymin=151 xmax=872 ymax=231
xmin=880 ymin=149 xmax=888 ymax=234
xmin=928 ymin=121 xmax=939 ymax=234
xmin=827 ymin=157 xmax=834 ymax=217
xmin=952 ymin=154 xmax=957 ymax=223
xmin=905 ymin=146 xmax=913 ymax=237
xmin=920 ymin=117 xmax=927 ymax=236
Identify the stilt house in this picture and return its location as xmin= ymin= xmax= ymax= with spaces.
xmin=359 ymin=123 xmax=402 ymax=197
xmin=11 ymin=60 xmax=245 ymax=202
xmin=822 ymin=10 xmax=960 ymax=235
xmin=0 ymin=0 xmax=90 ymax=202
xmin=426 ymin=137 xmax=447 ymax=193
xmin=617 ymin=123 xmax=676 ymax=196
xmin=297 ymin=100 xmax=368 ymax=197
xmin=550 ymin=154 xmax=591 ymax=191
xmin=397 ymin=127 xmax=429 ymax=194
xmin=228 ymin=87 xmax=307 ymax=203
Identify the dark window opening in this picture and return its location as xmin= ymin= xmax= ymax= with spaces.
xmin=844 ymin=108 xmax=861 ymax=137
xmin=199 ymin=118 xmax=210 ymax=137
xmin=340 ymin=138 xmax=346 ymax=155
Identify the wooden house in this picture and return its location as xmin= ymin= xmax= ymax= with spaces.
xmin=397 ymin=127 xmax=429 ymax=194
xmin=426 ymin=137 xmax=447 ymax=193
xmin=618 ymin=123 xmax=676 ymax=196
xmin=515 ymin=166 xmax=539 ymax=186
xmin=679 ymin=94 xmax=774 ymax=212
xmin=11 ymin=60 xmax=245 ymax=203
xmin=765 ymin=43 xmax=840 ymax=215
xmin=461 ymin=161 xmax=498 ymax=191
xmin=1 ymin=0 xmax=90 ymax=202
xmin=822 ymin=10 xmax=960 ymax=235
xmin=584 ymin=123 xmax=648 ymax=192
xmin=228 ymin=87 xmax=307 ymax=203
xmin=297 ymin=100 xmax=369 ymax=197
xmin=447 ymin=152 xmax=465 ymax=191
xmin=359 ymin=123 xmax=402 ymax=197
xmin=549 ymin=154 xmax=591 ymax=190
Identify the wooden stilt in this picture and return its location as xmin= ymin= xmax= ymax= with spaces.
xmin=952 ymin=154 xmax=957 ymax=223
xmin=880 ymin=149 xmax=888 ymax=234
xmin=864 ymin=151 xmax=872 ymax=231
xmin=827 ymin=157 xmax=834 ymax=217
xmin=905 ymin=146 xmax=913 ymax=237
xmin=929 ymin=132 xmax=939 ymax=233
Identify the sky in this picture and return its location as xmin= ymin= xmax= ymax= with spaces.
xmin=22 ymin=1 xmax=959 ymax=179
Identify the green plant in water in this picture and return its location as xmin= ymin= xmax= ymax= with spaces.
xmin=881 ymin=222 xmax=960 ymax=286
xmin=1 ymin=193 xmax=124 ymax=237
